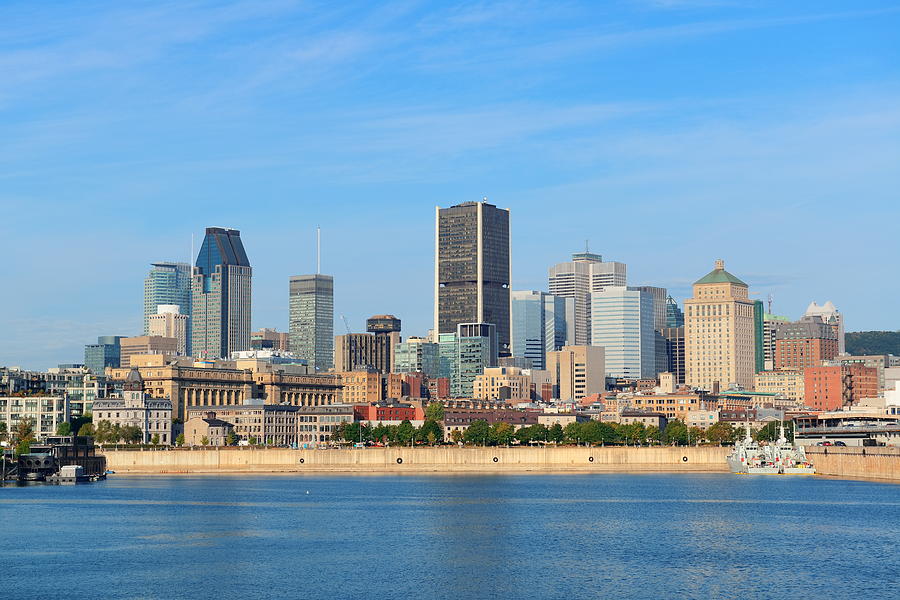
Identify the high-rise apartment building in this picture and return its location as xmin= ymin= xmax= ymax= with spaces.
xmin=805 ymin=364 xmax=878 ymax=411
xmin=804 ymin=301 xmax=845 ymax=354
xmin=366 ymin=315 xmax=401 ymax=374
xmin=289 ymin=274 xmax=334 ymax=372
xmin=191 ymin=228 xmax=252 ymax=359
xmin=434 ymin=201 xmax=511 ymax=356
xmin=548 ymin=251 xmax=626 ymax=345
xmin=510 ymin=290 xmax=572 ymax=370
xmin=684 ymin=260 xmax=756 ymax=392
xmin=84 ymin=335 xmax=123 ymax=375
xmin=147 ymin=305 xmax=189 ymax=355
xmin=590 ymin=286 xmax=655 ymax=379
xmin=144 ymin=262 xmax=192 ymax=343
xmin=393 ymin=337 xmax=439 ymax=378
xmin=546 ymin=345 xmax=605 ymax=401
xmin=774 ymin=315 xmax=839 ymax=370
xmin=334 ymin=333 xmax=377 ymax=372
xmin=762 ymin=313 xmax=790 ymax=370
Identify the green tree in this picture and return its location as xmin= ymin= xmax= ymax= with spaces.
xmin=151 ymin=433 xmax=160 ymax=445
xmin=56 ymin=422 xmax=72 ymax=436
xmin=200 ymin=436 xmax=210 ymax=446
xmin=688 ymin=427 xmax=705 ymax=445
xmin=248 ymin=436 xmax=258 ymax=445
xmin=78 ymin=422 xmax=95 ymax=437
xmin=706 ymin=422 xmax=736 ymax=445
xmin=515 ymin=424 xmax=534 ymax=444
xmin=175 ymin=433 xmax=185 ymax=446
xmin=490 ymin=422 xmax=515 ymax=446
xmin=71 ymin=415 xmax=92 ymax=437
xmin=756 ymin=421 xmax=793 ymax=443
xmin=662 ymin=419 xmax=688 ymax=446
xmin=645 ymin=425 xmax=660 ymax=444
xmin=371 ymin=423 xmax=391 ymax=444
xmin=563 ymin=421 xmax=583 ymax=444
xmin=418 ymin=420 xmax=443 ymax=445
xmin=226 ymin=431 xmax=237 ymax=446
xmin=11 ymin=418 xmax=35 ymax=456
xmin=464 ymin=420 xmax=491 ymax=445
xmin=548 ymin=423 xmax=564 ymax=444
xmin=450 ymin=429 xmax=463 ymax=444
xmin=0 ymin=421 xmax=8 ymax=442
xmin=425 ymin=402 xmax=445 ymax=421
xmin=396 ymin=420 xmax=415 ymax=445
xmin=123 ymin=426 xmax=142 ymax=444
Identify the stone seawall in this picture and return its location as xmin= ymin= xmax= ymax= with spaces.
xmin=103 ymin=446 xmax=731 ymax=474
xmin=806 ymin=446 xmax=900 ymax=482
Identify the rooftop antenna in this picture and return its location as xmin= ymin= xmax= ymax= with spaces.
xmin=767 ymin=293 xmax=774 ymax=314
xmin=190 ymin=233 xmax=194 ymax=266
xmin=585 ymin=239 xmax=589 ymax=253
xmin=316 ymin=226 xmax=321 ymax=275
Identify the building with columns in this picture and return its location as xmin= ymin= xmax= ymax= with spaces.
xmin=685 ymin=260 xmax=756 ymax=392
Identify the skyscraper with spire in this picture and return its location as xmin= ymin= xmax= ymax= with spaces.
xmin=191 ymin=227 xmax=252 ymax=359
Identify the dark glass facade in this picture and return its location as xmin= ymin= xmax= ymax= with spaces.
xmin=436 ymin=201 xmax=510 ymax=355
xmin=192 ymin=228 xmax=252 ymax=359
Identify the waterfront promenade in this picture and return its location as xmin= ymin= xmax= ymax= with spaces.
xmin=103 ymin=446 xmax=730 ymax=474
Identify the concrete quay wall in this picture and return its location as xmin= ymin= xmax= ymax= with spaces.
xmin=806 ymin=446 xmax=900 ymax=482
xmin=103 ymin=446 xmax=731 ymax=474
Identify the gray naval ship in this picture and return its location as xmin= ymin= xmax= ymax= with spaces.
xmin=727 ymin=423 xmax=815 ymax=475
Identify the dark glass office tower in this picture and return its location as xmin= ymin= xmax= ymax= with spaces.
xmin=434 ymin=201 xmax=511 ymax=355
xmin=191 ymin=227 xmax=252 ymax=359
xmin=366 ymin=314 xmax=401 ymax=374
xmin=289 ymin=274 xmax=334 ymax=372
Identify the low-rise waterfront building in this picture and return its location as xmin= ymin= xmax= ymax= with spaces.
xmin=472 ymin=367 xmax=531 ymax=401
xmin=184 ymin=414 xmax=234 ymax=446
xmin=754 ymin=370 xmax=805 ymax=405
xmin=0 ymin=395 xmax=69 ymax=441
xmin=297 ymin=404 xmax=355 ymax=445
xmin=185 ymin=402 xmax=298 ymax=446
xmin=93 ymin=369 xmax=173 ymax=444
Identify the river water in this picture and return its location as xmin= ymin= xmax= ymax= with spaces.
xmin=1 ymin=473 xmax=898 ymax=599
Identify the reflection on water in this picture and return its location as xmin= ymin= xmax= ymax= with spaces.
xmin=1 ymin=474 xmax=898 ymax=600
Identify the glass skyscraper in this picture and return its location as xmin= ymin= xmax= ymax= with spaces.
xmin=435 ymin=201 xmax=511 ymax=356
xmin=191 ymin=227 xmax=252 ymax=359
xmin=83 ymin=335 xmax=123 ymax=375
xmin=393 ymin=337 xmax=438 ymax=378
xmin=510 ymin=290 xmax=572 ymax=370
xmin=289 ymin=274 xmax=334 ymax=372
xmin=590 ymin=286 xmax=655 ymax=379
xmin=144 ymin=261 xmax=192 ymax=351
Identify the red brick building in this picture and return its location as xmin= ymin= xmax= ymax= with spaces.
xmin=775 ymin=338 xmax=839 ymax=370
xmin=353 ymin=401 xmax=426 ymax=423
xmin=804 ymin=364 xmax=878 ymax=411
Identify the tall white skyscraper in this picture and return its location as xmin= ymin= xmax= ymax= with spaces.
xmin=191 ymin=227 xmax=252 ymax=359
xmin=590 ymin=286 xmax=654 ymax=379
xmin=548 ymin=251 xmax=626 ymax=346
xmin=289 ymin=274 xmax=334 ymax=372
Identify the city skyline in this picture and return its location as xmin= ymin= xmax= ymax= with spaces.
xmin=3 ymin=1 xmax=900 ymax=369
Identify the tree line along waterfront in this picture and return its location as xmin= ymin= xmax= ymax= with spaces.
xmin=1 ymin=405 xmax=792 ymax=454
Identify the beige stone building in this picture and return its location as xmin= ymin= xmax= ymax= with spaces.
xmin=108 ymin=354 xmax=341 ymax=420
xmin=472 ymin=367 xmax=531 ymax=401
xmin=629 ymin=391 xmax=718 ymax=422
xmin=336 ymin=370 xmax=382 ymax=404
xmin=120 ymin=335 xmax=179 ymax=368
xmin=147 ymin=305 xmax=189 ymax=355
xmin=754 ymin=370 xmax=805 ymax=404
xmin=185 ymin=404 xmax=298 ymax=446
xmin=93 ymin=369 xmax=173 ymax=444
xmin=685 ymin=260 xmax=756 ymax=392
xmin=184 ymin=413 xmax=233 ymax=446
xmin=546 ymin=345 xmax=605 ymax=401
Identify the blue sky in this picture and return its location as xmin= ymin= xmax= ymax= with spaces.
xmin=1 ymin=0 xmax=899 ymax=370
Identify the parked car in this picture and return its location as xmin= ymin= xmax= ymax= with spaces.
xmin=833 ymin=441 xmax=847 ymax=447
xmin=816 ymin=441 xmax=833 ymax=446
